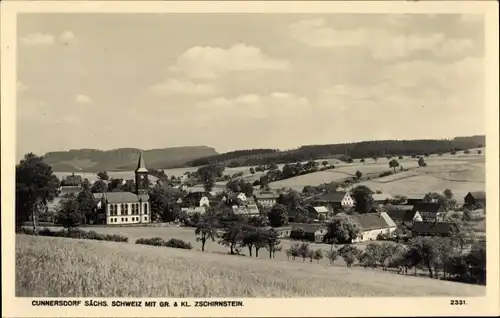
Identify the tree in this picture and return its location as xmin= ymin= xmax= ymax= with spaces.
xmin=268 ymin=204 xmax=289 ymax=227
xmin=322 ymin=160 xmax=329 ymax=167
xmin=418 ymin=157 xmax=426 ymax=167
xmin=477 ymin=150 xmax=482 ymax=155
xmin=313 ymin=249 xmax=324 ymax=263
xmin=91 ymin=180 xmax=107 ymax=193
xmin=355 ymin=170 xmax=362 ymax=181
xmin=324 ymin=214 xmax=361 ymax=244
xmin=389 ymin=159 xmax=399 ymax=173
xmin=248 ymin=215 xmax=269 ymax=227
xmin=16 ymin=153 xmax=59 ymax=232
xmin=264 ymin=229 xmax=281 ymax=259
xmin=76 ymin=188 xmax=96 ymax=224
xmin=249 ymin=167 xmax=255 ymax=175
xmin=97 ymin=171 xmax=109 ymax=181
xmin=360 ymin=158 xmax=365 ymax=163
xmin=443 ymin=189 xmax=453 ymax=201
xmin=407 ymin=237 xmax=441 ymax=278
xmin=197 ymin=164 xmax=224 ymax=192
xmin=56 ymin=198 xmax=84 ymax=231
xmin=464 ymin=149 xmax=470 ymax=155
xmin=350 ymin=185 xmax=375 ymax=214
xmin=269 ymin=162 xmax=278 ymax=170
xmin=398 ymin=156 xmax=404 ymax=160
xmin=372 ymin=156 xmax=378 ymax=162
xmin=339 ymin=245 xmax=361 ymax=268
xmin=218 ymin=223 xmax=244 ymax=255
xmin=326 ymin=249 xmax=338 ymax=265
xmin=195 ymin=217 xmax=217 ymax=252
xmin=298 ymin=242 xmax=311 ymax=262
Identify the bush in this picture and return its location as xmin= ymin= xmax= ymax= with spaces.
xmin=165 ymin=238 xmax=193 ymax=250
xmin=135 ymin=237 xmax=192 ymax=250
xmin=379 ymin=171 xmax=393 ymax=178
xmin=19 ymin=227 xmax=129 ymax=242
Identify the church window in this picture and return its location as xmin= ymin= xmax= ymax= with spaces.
xmin=143 ymin=203 xmax=148 ymax=214
xmin=144 ymin=216 xmax=148 ymax=221
xmin=121 ymin=218 xmax=124 ymax=222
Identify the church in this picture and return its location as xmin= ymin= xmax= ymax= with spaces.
xmin=95 ymin=152 xmax=151 ymax=225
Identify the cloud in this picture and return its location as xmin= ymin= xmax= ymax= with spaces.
xmin=169 ymin=44 xmax=290 ymax=79
xmin=59 ymin=30 xmax=76 ymax=44
xmin=17 ymin=81 xmax=28 ymax=92
xmin=148 ymin=79 xmax=216 ymax=95
xmin=75 ymin=94 xmax=92 ymax=103
xmin=288 ymin=18 xmax=476 ymax=59
xmin=20 ymin=33 xmax=55 ymax=46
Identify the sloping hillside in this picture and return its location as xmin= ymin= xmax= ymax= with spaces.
xmin=16 ymin=235 xmax=485 ymax=297
xmin=43 ymin=146 xmax=218 ymax=172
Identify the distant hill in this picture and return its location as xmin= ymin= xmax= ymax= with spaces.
xmin=187 ymin=135 xmax=486 ymax=167
xmin=43 ymin=146 xmax=218 ymax=172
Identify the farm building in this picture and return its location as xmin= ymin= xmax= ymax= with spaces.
xmin=266 ymin=225 xmax=292 ymax=238
xmin=94 ymin=152 xmax=151 ymax=225
xmin=372 ymin=193 xmax=394 ymax=205
xmin=61 ymin=173 xmax=82 ymax=186
xmin=59 ymin=185 xmax=82 ymax=197
xmin=308 ymin=206 xmax=332 ymax=218
xmin=386 ymin=205 xmax=423 ymax=228
xmin=411 ymin=221 xmax=460 ymax=237
xmin=464 ymin=191 xmax=486 ymax=208
xmin=289 ymin=223 xmax=328 ymax=243
xmin=411 ymin=203 xmax=447 ymax=222
xmin=314 ymin=191 xmax=354 ymax=209
xmin=254 ymin=191 xmax=280 ymax=207
xmin=405 ymin=195 xmax=425 ymax=205
xmin=351 ymin=212 xmax=397 ymax=243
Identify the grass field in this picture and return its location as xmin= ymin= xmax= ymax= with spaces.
xmin=16 ymin=234 xmax=485 ymax=297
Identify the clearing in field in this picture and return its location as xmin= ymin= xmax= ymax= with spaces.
xmin=16 ymin=235 xmax=485 ymax=297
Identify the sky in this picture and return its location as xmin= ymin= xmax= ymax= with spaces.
xmin=16 ymin=13 xmax=485 ymax=158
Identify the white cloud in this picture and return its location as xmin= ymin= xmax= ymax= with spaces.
xmin=59 ymin=30 xmax=76 ymax=44
xmin=20 ymin=33 xmax=55 ymax=46
xmin=75 ymin=94 xmax=92 ymax=103
xmin=17 ymin=81 xmax=28 ymax=92
xmin=288 ymin=18 xmax=476 ymax=59
xmin=169 ymin=44 xmax=290 ymax=79
xmin=148 ymin=79 xmax=216 ymax=95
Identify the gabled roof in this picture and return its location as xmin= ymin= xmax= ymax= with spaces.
xmin=316 ymin=191 xmax=347 ymax=202
xmin=232 ymin=204 xmax=260 ymax=215
xmin=313 ymin=206 xmax=329 ymax=213
xmin=412 ymin=221 xmax=459 ymax=235
xmin=184 ymin=191 xmax=210 ymax=201
xmin=352 ymin=212 xmax=395 ymax=231
xmin=104 ymin=192 xmax=140 ymax=203
xmin=135 ymin=151 xmax=148 ymax=173
xmin=387 ymin=208 xmax=418 ymax=223
xmin=412 ymin=203 xmax=446 ymax=214
xmin=60 ymin=186 xmax=82 ymax=194
xmin=289 ymin=222 xmax=325 ymax=234
xmin=254 ymin=191 xmax=280 ymax=199
xmin=466 ymin=191 xmax=486 ymax=200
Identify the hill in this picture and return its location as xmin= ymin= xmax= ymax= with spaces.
xmin=187 ymin=135 xmax=485 ymax=167
xmin=16 ymin=235 xmax=485 ymax=297
xmin=42 ymin=146 xmax=218 ymax=172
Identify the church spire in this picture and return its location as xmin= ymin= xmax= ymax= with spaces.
xmin=135 ymin=151 xmax=148 ymax=173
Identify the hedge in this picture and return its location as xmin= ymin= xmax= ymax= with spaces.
xmin=19 ymin=227 xmax=128 ymax=242
xmin=135 ymin=237 xmax=192 ymax=250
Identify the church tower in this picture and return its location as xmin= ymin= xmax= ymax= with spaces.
xmin=135 ymin=151 xmax=149 ymax=195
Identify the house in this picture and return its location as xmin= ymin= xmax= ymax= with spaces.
xmin=232 ymin=204 xmax=260 ymax=216
xmin=62 ymin=173 xmax=82 ymax=186
xmin=266 ymin=226 xmax=292 ymax=238
xmin=372 ymin=193 xmax=393 ymax=205
xmin=308 ymin=206 xmax=332 ymax=218
xmin=411 ymin=203 xmax=447 ymax=222
xmin=182 ymin=192 xmax=211 ymax=208
xmin=405 ymin=195 xmax=425 ymax=205
xmin=94 ymin=152 xmax=151 ymax=225
xmin=351 ymin=212 xmax=397 ymax=242
xmin=289 ymin=223 xmax=328 ymax=243
xmin=411 ymin=221 xmax=460 ymax=237
xmin=386 ymin=205 xmax=423 ymax=228
xmin=254 ymin=191 xmax=280 ymax=208
xmin=181 ymin=206 xmax=207 ymax=215
xmin=464 ymin=191 xmax=486 ymax=208
xmin=314 ymin=191 xmax=354 ymax=209
xmin=59 ymin=185 xmax=83 ymax=197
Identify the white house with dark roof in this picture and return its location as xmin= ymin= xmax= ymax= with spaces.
xmin=351 ymin=212 xmax=397 ymax=243
xmin=253 ymin=190 xmax=280 ymax=207
xmin=95 ymin=152 xmax=151 ymax=225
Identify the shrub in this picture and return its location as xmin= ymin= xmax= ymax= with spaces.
xmin=165 ymin=238 xmax=193 ymax=250
xmin=379 ymin=171 xmax=393 ymax=178
xmin=20 ymin=227 xmax=129 ymax=242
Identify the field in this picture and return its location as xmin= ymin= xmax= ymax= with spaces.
xmin=16 ymin=234 xmax=485 ymax=297
xmin=268 ymin=151 xmax=485 ymax=201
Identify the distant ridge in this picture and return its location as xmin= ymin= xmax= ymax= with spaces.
xmin=42 ymin=146 xmax=218 ymax=172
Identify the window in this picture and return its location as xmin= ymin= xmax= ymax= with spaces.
xmin=144 ymin=216 xmax=148 ymax=221
xmin=121 ymin=218 xmax=124 ymax=222
xmin=143 ymin=203 xmax=148 ymax=214
xmin=122 ymin=204 xmax=129 ymax=215
xmin=125 ymin=218 xmax=128 ymax=222
xmin=109 ymin=218 xmax=113 ymax=223
xmin=109 ymin=204 xmax=118 ymax=216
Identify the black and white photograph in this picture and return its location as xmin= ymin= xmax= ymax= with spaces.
xmin=2 ymin=1 xmax=499 ymax=317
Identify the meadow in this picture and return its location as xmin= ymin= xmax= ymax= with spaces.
xmin=16 ymin=234 xmax=485 ymax=297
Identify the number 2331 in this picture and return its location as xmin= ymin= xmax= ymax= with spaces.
xmin=450 ymin=300 xmax=467 ymax=305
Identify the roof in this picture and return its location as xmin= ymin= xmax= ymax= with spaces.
xmin=412 ymin=203 xmax=446 ymax=214
xmin=412 ymin=221 xmax=459 ymax=235
xmin=184 ymin=191 xmax=210 ymax=201
xmin=379 ymin=211 xmax=397 ymax=228
xmin=254 ymin=191 xmax=280 ymax=199
xmin=313 ymin=206 xmax=329 ymax=213
xmin=466 ymin=191 xmax=486 ymax=200
xmin=60 ymin=186 xmax=82 ymax=194
xmin=232 ymin=204 xmax=260 ymax=215
xmin=103 ymin=192 xmax=140 ymax=203
xmin=135 ymin=151 xmax=148 ymax=173
xmin=289 ymin=222 xmax=325 ymax=234
xmin=387 ymin=208 xmax=418 ymax=223
xmin=272 ymin=226 xmax=292 ymax=232
xmin=316 ymin=191 xmax=347 ymax=203
xmin=181 ymin=207 xmax=206 ymax=213
xmin=372 ymin=193 xmax=393 ymax=202
xmin=352 ymin=212 xmax=395 ymax=231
